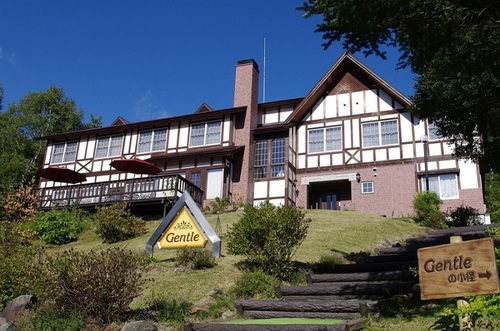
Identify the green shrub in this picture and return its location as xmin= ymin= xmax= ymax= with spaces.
xmin=196 ymin=294 xmax=236 ymax=320
xmin=314 ymin=253 xmax=346 ymax=273
xmin=0 ymin=221 xmax=44 ymax=309
xmin=412 ymin=191 xmax=447 ymax=228
xmin=175 ymin=247 xmax=216 ymax=269
xmin=93 ymin=202 xmax=146 ymax=243
xmin=31 ymin=208 xmax=90 ymax=245
xmin=485 ymin=172 xmax=500 ymax=223
xmin=42 ymin=247 xmax=145 ymax=324
xmin=226 ymin=201 xmax=311 ymax=280
xmin=446 ymin=205 xmax=481 ymax=227
xmin=17 ymin=303 xmax=85 ymax=331
xmin=135 ymin=295 xmax=191 ymax=324
xmin=230 ymin=271 xmax=279 ymax=299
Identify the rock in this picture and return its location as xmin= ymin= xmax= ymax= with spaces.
xmin=221 ymin=309 xmax=235 ymax=320
xmin=156 ymin=326 xmax=176 ymax=331
xmin=120 ymin=321 xmax=158 ymax=331
xmin=0 ymin=316 xmax=18 ymax=331
xmin=2 ymin=295 xmax=37 ymax=324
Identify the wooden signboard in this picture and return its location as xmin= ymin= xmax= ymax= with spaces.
xmin=417 ymin=237 xmax=500 ymax=300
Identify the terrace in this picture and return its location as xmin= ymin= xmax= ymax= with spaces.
xmin=36 ymin=174 xmax=203 ymax=215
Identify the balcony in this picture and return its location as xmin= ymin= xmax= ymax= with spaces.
xmin=37 ymin=174 xmax=203 ymax=212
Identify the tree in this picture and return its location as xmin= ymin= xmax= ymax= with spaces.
xmin=0 ymin=86 xmax=102 ymax=195
xmin=299 ymin=0 xmax=500 ymax=170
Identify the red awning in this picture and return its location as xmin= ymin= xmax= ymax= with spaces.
xmin=37 ymin=166 xmax=87 ymax=183
xmin=110 ymin=157 xmax=162 ymax=175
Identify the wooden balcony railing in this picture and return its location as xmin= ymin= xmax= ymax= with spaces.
xmin=37 ymin=174 xmax=203 ymax=209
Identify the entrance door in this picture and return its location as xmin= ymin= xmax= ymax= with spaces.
xmin=308 ymin=180 xmax=351 ymax=210
xmin=206 ymin=168 xmax=224 ymax=199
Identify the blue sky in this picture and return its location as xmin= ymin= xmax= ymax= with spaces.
xmin=0 ymin=1 xmax=415 ymax=126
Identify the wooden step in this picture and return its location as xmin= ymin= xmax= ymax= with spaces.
xmin=276 ymin=281 xmax=415 ymax=298
xmin=242 ymin=310 xmax=361 ymax=320
xmin=306 ymin=270 xmax=415 ymax=284
xmin=184 ymin=318 xmax=369 ymax=331
xmin=235 ymin=299 xmax=378 ymax=314
xmin=331 ymin=260 xmax=417 ymax=273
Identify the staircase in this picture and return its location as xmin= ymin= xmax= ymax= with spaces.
xmin=185 ymin=224 xmax=498 ymax=331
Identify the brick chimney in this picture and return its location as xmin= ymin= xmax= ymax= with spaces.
xmin=232 ymin=59 xmax=259 ymax=204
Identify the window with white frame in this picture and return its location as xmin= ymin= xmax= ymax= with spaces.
xmin=362 ymin=120 xmax=398 ymax=147
xmin=51 ymin=141 xmax=78 ymax=164
xmin=426 ymin=173 xmax=459 ymax=199
xmin=361 ymin=181 xmax=374 ymax=194
xmin=95 ymin=135 xmax=123 ymax=158
xmin=254 ymin=138 xmax=286 ymax=179
xmin=189 ymin=121 xmax=221 ymax=147
xmin=254 ymin=140 xmax=268 ymax=179
xmin=137 ymin=128 xmax=167 ymax=153
xmin=271 ymin=138 xmax=285 ymax=177
xmin=428 ymin=122 xmax=442 ymax=140
xmin=308 ymin=127 xmax=342 ymax=153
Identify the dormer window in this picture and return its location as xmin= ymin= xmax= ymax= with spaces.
xmin=189 ymin=121 xmax=221 ymax=147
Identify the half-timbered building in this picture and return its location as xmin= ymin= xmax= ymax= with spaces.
xmin=36 ymin=53 xmax=486 ymax=217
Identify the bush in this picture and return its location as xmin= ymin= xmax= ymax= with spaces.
xmin=42 ymin=247 xmax=145 ymax=324
xmin=412 ymin=191 xmax=447 ymax=228
xmin=226 ymin=201 xmax=311 ymax=280
xmin=314 ymin=253 xmax=346 ymax=273
xmin=446 ymin=205 xmax=481 ymax=227
xmin=135 ymin=295 xmax=191 ymax=324
xmin=93 ymin=202 xmax=146 ymax=243
xmin=0 ymin=221 xmax=43 ymax=310
xmin=230 ymin=271 xmax=279 ymax=299
xmin=17 ymin=303 xmax=85 ymax=331
xmin=31 ymin=208 xmax=90 ymax=245
xmin=175 ymin=247 xmax=216 ymax=269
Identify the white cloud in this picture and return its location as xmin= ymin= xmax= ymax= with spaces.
xmin=0 ymin=47 xmax=17 ymax=64
xmin=132 ymin=90 xmax=169 ymax=121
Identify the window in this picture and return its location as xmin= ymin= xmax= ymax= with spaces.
xmin=426 ymin=173 xmax=459 ymax=199
xmin=308 ymin=127 xmax=342 ymax=153
xmin=254 ymin=138 xmax=286 ymax=179
xmin=190 ymin=172 xmax=201 ymax=188
xmin=361 ymin=181 xmax=374 ymax=194
xmin=138 ymin=128 xmax=167 ymax=153
xmin=95 ymin=135 xmax=123 ymax=158
xmin=51 ymin=141 xmax=77 ymax=164
xmin=271 ymin=138 xmax=285 ymax=177
xmin=428 ymin=122 xmax=442 ymax=140
xmin=362 ymin=120 xmax=398 ymax=147
xmin=189 ymin=121 xmax=221 ymax=147
xmin=254 ymin=140 xmax=268 ymax=179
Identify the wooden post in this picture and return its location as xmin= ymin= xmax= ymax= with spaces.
xmin=450 ymin=236 xmax=471 ymax=330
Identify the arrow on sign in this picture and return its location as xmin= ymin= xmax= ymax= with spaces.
xmin=479 ymin=270 xmax=492 ymax=280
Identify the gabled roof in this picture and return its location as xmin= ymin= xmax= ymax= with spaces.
xmin=195 ymin=103 xmax=213 ymax=113
xmin=286 ymin=53 xmax=412 ymax=124
xmin=111 ymin=116 xmax=130 ymax=126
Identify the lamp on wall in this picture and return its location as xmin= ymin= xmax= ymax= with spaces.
xmin=356 ymin=173 xmax=361 ymax=183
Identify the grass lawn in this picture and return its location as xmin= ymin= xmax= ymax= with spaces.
xmin=48 ymin=208 xmax=438 ymax=329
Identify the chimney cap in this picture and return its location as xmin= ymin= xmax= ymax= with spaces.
xmin=237 ymin=58 xmax=259 ymax=70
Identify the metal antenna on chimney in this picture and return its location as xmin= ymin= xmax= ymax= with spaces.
xmin=263 ymin=37 xmax=266 ymax=103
